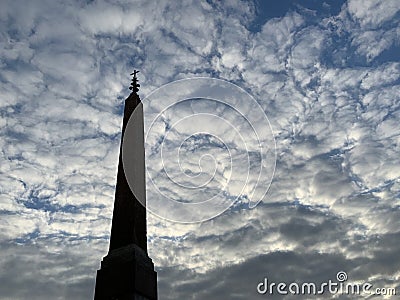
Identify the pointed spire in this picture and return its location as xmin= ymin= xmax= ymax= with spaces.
xmin=129 ymin=70 xmax=140 ymax=94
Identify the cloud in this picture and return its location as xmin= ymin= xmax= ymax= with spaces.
xmin=0 ymin=238 xmax=103 ymax=299
xmin=347 ymin=0 xmax=400 ymax=28
xmin=0 ymin=0 xmax=399 ymax=299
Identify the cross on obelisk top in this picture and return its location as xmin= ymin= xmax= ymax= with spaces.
xmin=129 ymin=70 xmax=140 ymax=93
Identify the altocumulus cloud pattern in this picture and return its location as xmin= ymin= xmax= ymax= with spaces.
xmin=0 ymin=0 xmax=399 ymax=299
xmin=123 ymin=77 xmax=276 ymax=223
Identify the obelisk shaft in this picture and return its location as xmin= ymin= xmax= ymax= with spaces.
xmin=109 ymin=91 xmax=147 ymax=252
xmin=94 ymin=72 xmax=157 ymax=300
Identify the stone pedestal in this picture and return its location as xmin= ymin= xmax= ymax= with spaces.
xmin=94 ymin=244 xmax=157 ymax=300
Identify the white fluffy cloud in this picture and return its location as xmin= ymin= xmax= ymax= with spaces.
xmin=0 ymin=0 xmax=399 ymax=299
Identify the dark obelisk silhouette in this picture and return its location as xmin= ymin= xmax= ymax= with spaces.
xmin=94 ymin=71 xmax=157 ymax=300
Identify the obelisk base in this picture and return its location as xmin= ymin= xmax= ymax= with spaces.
xmin=94 ymin=244 xmax=157 ymax=300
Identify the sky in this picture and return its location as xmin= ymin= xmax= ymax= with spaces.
xmin=0 ymin=0 xmax=399 ymax=299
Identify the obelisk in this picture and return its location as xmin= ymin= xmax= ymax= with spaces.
xmin=94 ymin=71 xmax=157 ymax=300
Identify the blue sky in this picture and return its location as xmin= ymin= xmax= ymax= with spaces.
xmin=0 ymin=0 xmax=399 ymax=299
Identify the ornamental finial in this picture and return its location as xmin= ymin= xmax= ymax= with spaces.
xmin=129 ymin=70 xmax=140 ymax=93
